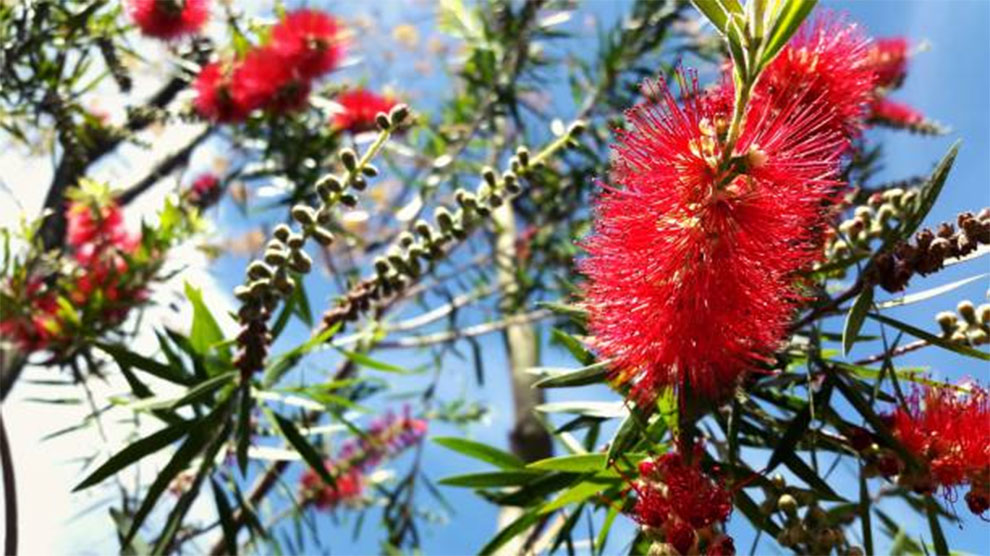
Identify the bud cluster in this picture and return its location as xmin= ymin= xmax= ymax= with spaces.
xmin=770 ymin=491 xmax=851 ymax=554
xmin=233 ymin=106 xmax=409 ymax=376
xmin=319 ymin=120 xmax=585 ymax=334
xmin=935 ymin=300 xmax=990 ymax=347
xmin=827 ymin=187 xmax=921 ymax=262
xmin=869 ymin=208 xmax=990 ymax=292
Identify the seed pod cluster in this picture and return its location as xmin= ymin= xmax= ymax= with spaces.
xmin=826 ymin=187 xmax=921 ymax=263
xmin=232 ymin=115 xmax=406 ymax=375
xmin=319 ymin=120 xmax=587 ymax=336
xmin=768 ymin=482 xmax=851 ymax=554
xmin=869 ymin=208 xmax=990 ymax=292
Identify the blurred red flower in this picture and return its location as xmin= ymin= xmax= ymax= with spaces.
xmin=128 ymin=0 xmax=209 ymax=40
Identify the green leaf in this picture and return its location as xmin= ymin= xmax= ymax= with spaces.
xmin=336 ymin=349 xmax=410 ymax=374
xmin=211 ymin=479 xmax=238 ymax=556
xmin=760 ymin=0 xmax=818 ymax=69
xmin=867 ymin=313 xmax=989 ymax=361
xmin=272 ymin=413 xmax=334 ymax=487
xmin=165 ymin=371 xmax=236 ymax=410
xmin=541 ymin=477 xmax=618 ymax=513
xmin=74 ymin=420 xmax=192 ymax=491
xmin=550 ymin=328 xmax=594 ymax=365
xmin=152 ymin=421 xmax=231 ymax=555
xmin=532 ymin=361 xmax=609 ymax=388
xmin=433 ymin=437 xmax=525 ymax=469
xmin=595 ymin=505 xmax=619 ymax=555
xmin=925 ymin=496 xmax=948 ymax=556
xmin=843 ymin=286 xmax=874 ymax=356
xmin=535 ymin=401 xmax=626 ymax=419
xmin=96 ymin=342 xmax=192 ymax=385
xmin=690 ymin=0 xmax=742 ymax=34
xmin=606 ymin=410 xmax=640 ymax=465
xmin=437 ymin=470 xmax=541 ymax=488
xmin=185 ymin=282 xmax=230 ymax=366
xmin=478 ymin=508 xmax=541 ymax=556
xmin=527 ymin=453 xmax=606 ymax=473
xmin=123 ymin=406 xmax=228 ymax=549
xmin=896 ymin=141 xmax=960 ymax=245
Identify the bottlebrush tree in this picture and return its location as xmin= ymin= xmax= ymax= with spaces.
xmin=0 ymin=1 xmax=987 ymax=555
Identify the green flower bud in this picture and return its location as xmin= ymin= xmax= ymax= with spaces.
xmin=398 ymin=231 xmax=415 ymax=248
xmin=339 ymin=148 xmax=358 ymax=171
xmin=515 ymin=146 xmax=530 ymax=167
xmin=778 ymin=494 xmax=798 ymax=516
xmin=340 ymin=192 xmax=359 ymax=207
xmin=567 ymin=120 xmax=587 ymax=137
xmin=488 ymin=192 xmax=504 ymax=208
xmin=361 ymin=164 xmax=379 ymax=178
xmin=273 ymin=224 xmax=292 ymax=242
xmin=482 ymin=166 xmax=497 ymax=187
xmin=233 ymin=285 xmax=253 ymax=301
xmin=435 ymin=207 xmax=454 ymax=231
xmin=322 ymin=175 xmax=344 ymax=193
xmin=289 ymin=250 xmax=312 ymax=273
xmin=248 ymin=278 xmax=271 ymax=297
xmin=247 ymin=261 xmax=273 ymax=280
xmin=502 ymin=172 xmax=520 ymax=193
xmin=414 ymin=219 xmax=434 ymax=239
xmin=936 ymin=311 xmax=958 ymax=335
xmin=375 ymin=112 xmax=391 ymax=131
xmin=977 ymin=303 xmax=990 ymax=325
xmin=389 ymin=104 xmax=410 ymax=126
xmin=351 ymin=176 xmax=368 ymax=191
xmin=273 ymin=272 xmax=295 ymax=295
xmin=286 ymin=234 xmax=305 ymax=250
xmin=264 ymin=248 xmax=288 ymax=266
xmin=312 ymin=227 xmax=335 ymax=246
xmin=291 ymin=205 xmax=316 ymax=226
xmin=374 ymin=257 xmax=391 ymax=276
xmin=316 ymin=207 xmax=332 ymax=225
xmin=315 ymin=183 xmax=333 ymax=203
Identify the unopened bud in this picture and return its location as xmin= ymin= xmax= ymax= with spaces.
xmin=778 ymin=494 xmax=798 ymax=516
xmin=361 ymin=164 xmax=379 ymax=178
xmin=339 ymin=148 xmax=358 ymax=171
xmin=316 ymin=183 xmax=333 ymax=203
xmin=340 ymin=192 xmax=359 ymax=207
xmin=745 ymin=146 xmax=768 ymax=169
xmin=488 ymin=192 xmax=504 ymax=207
xmin=515 ymin=146 xmax=530 ymax=167
xmin=273 ymin=224 xmax=292 ymax=242
xmin=351 ymin=176 xmax=368 ymax=191
xmin=291 ymin=205 xmax=316 ymax=226
xmin=958 ymin=300 xmax=977 ymax=325
xmin=482 ymin=166 xmax=497 ymax=187
xmin=435 ymin=207 xmax=454 ymax=231
xmin=936 ymin=311 xmax=958 ymax=334
xmin=414 ymin=219 xmax=434 ymax=239
xmin=977 ymin=304 xmax=990 ymax=325
xmin=854 ymin=206 xmax=873 ymax=224
xmin=247 ymin=261 xmax=273 ymax=280
xmin=286 ymin=234 xmax=305 ymax=250
xmin=248 ymin=279 xmax=271 ymax=297
xmin=567 ymin=120 xmax=587 ymax=137
xmin=502 ymin=172 xmax=520 ymax=193
xmin=312 ymin=227 xmax=335 ymax=246
xmin=233 ymin=285 xmax=253 ymax=301
xmin=389 ymin=104 xmax=410 ymax=126
xmin=374 ymin=257 xmax=391 ymax=276
xmin=375 ymin=112 xmax=390 ymax=131
xmin=322 ymin=175 xmax=344 ymax=193
xmin=398 ymin=231 xmax=415 ymax=248
xmin=289 ymin=250 xmax=312 ymax=273
xmin=877 ymin=204 xmax=896 ymax=224
xmin=273 ymin=272 xmax=295 ymax=295
xmin=264 ymin=248 xmax=288 ymax=266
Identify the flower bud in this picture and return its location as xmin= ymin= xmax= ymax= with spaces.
xmin=233 ymin=285 xmax=253 ymax=301
xmin=264 ymin=248 xmax=288 ymax=266
xmin=375 ymin=112 xmax=391 ymax=131
xmin=482 ymin=166 xmax=497 ymax=187
xmin=502 ymin=172 xmax=520 ymax=193
xmin=936 ymin=311 xmax=958 ymax=335
xmin=287 ymin=234 xmax=305 ymax=250
xmin=977 ymin=304 xmax=990 ymax=325
xmin=958 ymin=300 xmax=977 ymax=325
xmin=361 ymin=164 xmax=379 ymax=178
xmin=312 ymin=227 xmax=335 ymax=246
xmin=289 ymin=250 xmax=312 ymax=273
xmin=389 ymin=104 xmax=410 ymax=126
xmin=567 ymin=120 xmax=587 ymax=137
xmin=882 ymin=187 xmax=904 ymax=207
xmin=247 ymin=261 xmax=273 ymax=280
xmin=488 ymin=192 xmax=504 ymax=208
xmin=316 ymin=183 xmax=333 ymax=203
xmin=515 ymin=146 xmax=530 ymax=167
xmin=273 ymin=224 xmax=292 ymax=242
xmin=248 ymin=279 xmax=271 ymax=297
xmin=340 ymin=192 xmax=359 ymax=207
xmin=291 ymin=205 xmax=316 ymax=227
xmin=322 ymin=175 xmax=344 ymax=193
xmin=414 ymin=219 xmax=434 ymax=240
xmin=778 ymin=494 xmax=798 ymax=516
xmin=273 ymin=272 xmax=295 ymax=296
xmin=351 ymin=175 xmax=368 ymax=191
xmin=398 ymin=231 xmax=415 ymax=248
xmin=339 ymin=148 xmax=358 ymax=171
xmin=435 ymin=207 xmax=454 ymax=232
xmin=374 ymin=257 xmax=391 ymax=276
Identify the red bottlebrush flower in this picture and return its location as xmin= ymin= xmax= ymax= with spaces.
xmin=128 ymin=0 xmax=209 ymax=40
xmin=270 ymin=9 xmax=344 ymax=80
xmin=337 ymin=407 xmax=427 ymax=471
xmin=709 ymin=535 xmax=736 ymax=556
xmin=581 ymin=72 xmax=844 ymax=401
xmin=868 ymin=98 xmax=934 ymax=132
xmin=231 ymin=48 xmax=312 ymax=115
xmin=332 ymin=89 xmax=398 ymax=134
xmin=633 ymin=446 xmax=733 ymax=554
xmin=66 ymin=200 xmax=126 ymax=248
xmin=299 ymin=462 xmax=364 ymax=510
xmin=194 ymin=62 xmax=248 ymax=123
xmin=187 ymin=174 xmax=222 ymax=208
xmin=758 ymin=14 xmax=874 ymax=139
xmin=866 ymin=37 xmax=910 ymax=89
xmin=886 ymin=383 xmax=990 ymax=514
xmin=0 ymin=287 xmax=62 ymax=353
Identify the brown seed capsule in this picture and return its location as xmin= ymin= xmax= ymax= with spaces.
xmin=291 ymin=205 xmax=316 ymax=227
xmin=247 ymin=261 xmax=273 ymax=280
xmin=389 ymin=104 xmax=410 ymax=126
xmin=273 ymin=224 xmax=292 ymax=242
xmin=312 ymin=227 xmax=335 ymax=246
xmin=375 ymin=112 xmax=391 ymax=131
xmin=339 ymin=148 xmax=358 ymax=171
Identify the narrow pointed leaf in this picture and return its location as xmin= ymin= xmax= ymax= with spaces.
xmin=433 ymin=437 xmax=525 ymax=469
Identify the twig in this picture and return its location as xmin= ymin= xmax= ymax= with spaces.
xmin=1 ymin=412 xmax=17 ymax=556
xmin=118 ymin=128 xmax=214 ymax=206
xmin=374 ymin=309 xmax=552 ymax=349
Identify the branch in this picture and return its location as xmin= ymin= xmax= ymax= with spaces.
xmin=1 ymin=412 xmax=17 ymax=556
xmin=117 ymin=128 xmax=214 ymax=206
xmin=374 ymin=310 xmax=552 ymax=349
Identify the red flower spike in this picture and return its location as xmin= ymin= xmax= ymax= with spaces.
xmin=581 ymin=71 xmax=844 ymax=401
xmin=270 ymin=9 xmax=344 ymax=80
xmin=332 ymin=89 xmax=398 ymax=134
xmin=868 ymin=98 xmax=926 ymax=129
xmin=231 ymin=48 xmax=312 ymax=116
xmin=867 ymin=37 xmax=910 ymax=90
xmin=633 ymin=448 xmax=733 ymax=535
xmin=663 ymin=519 xmax=695 ymax=555
xmin=128 ymin=0 xmax=209 ymax=40
xmin=194 ymin=62 xmax=248 ymax=123
xmin=886 ymin=384 xmax=990 ymax=514
xmin=758 ymin=14 xmax=875 ymax=139
xmin=709 ymin=535 xmax=736 ymax=556
xmin=299 ymin=462 xmax=364 ymax=510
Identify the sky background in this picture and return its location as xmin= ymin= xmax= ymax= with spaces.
xmin=1 ymin=0 xmax=988 ymax=554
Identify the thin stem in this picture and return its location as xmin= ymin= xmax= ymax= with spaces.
xmin=1 ymin=414 xmax=17 ymax=556
xmin=720 ymin=78 xmax=754 ymax=168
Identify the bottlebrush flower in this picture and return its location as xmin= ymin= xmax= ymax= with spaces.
xmin=128 ymin=0 xmax=209 ymax=40
xmin=337 ymin=408 xmax=428 ymax=471
xmin=66 ymin=200 xmax=127 ymax=248
xmin=758 ymin=14 xmax=874 ymax=139
xmin=332 ymin=89 xmax=398 ymax=134
xmin=231 ymin=48 xmax=312 ymax=115
xmin=194 ymin=62 xmax=247 ymax=123
xmin=0 ymin=279 xmax=63 ymax=353
xmin=581 ymin=72 xmax=844 ymax=401
xmin=885 ymin=383 xmax=989 ymax=515
xmin=634 ymin=447 xmax=733 ymax=555
xmin=300 ymin=464 xmax=364 ymax=510
xmin=269 ymin=9 xmax=344 ymax=80
xmin=186 ymin=174 xmax=221 ymax=208
xmin=866 ymin=37 xmax=910 ymax=90
xmin=867 ymin=98 xmax=943 ymax=134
